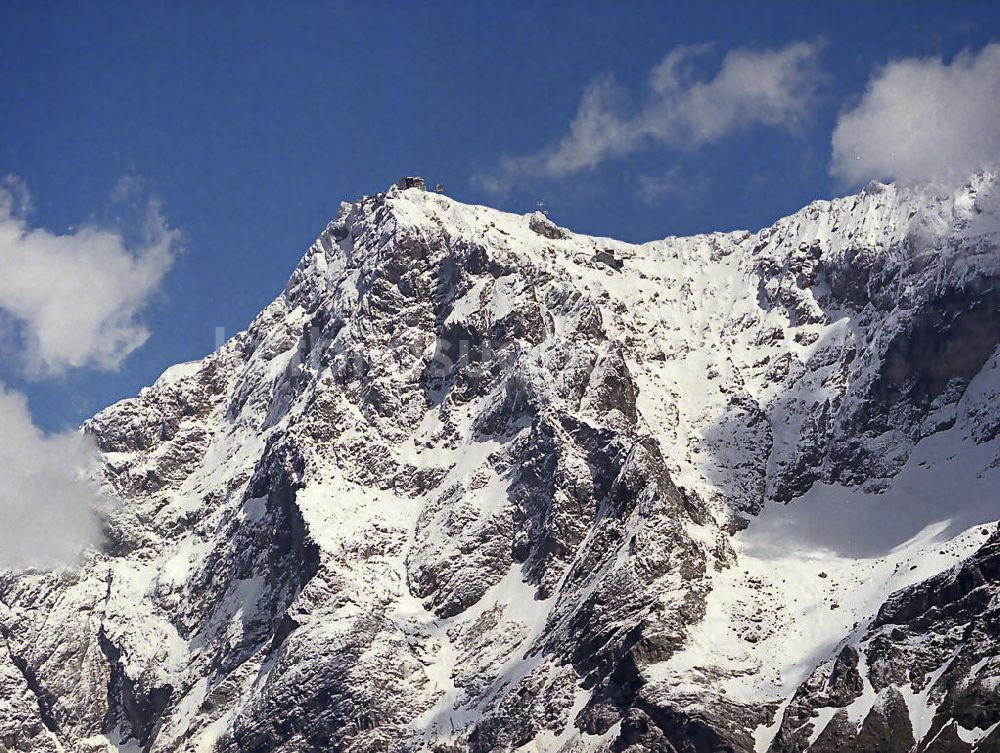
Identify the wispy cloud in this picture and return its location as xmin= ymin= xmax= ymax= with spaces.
xmin=478 ymin=41 xmax=823 ymax=194
xmin=0 ymin=177 xmax=180 ymax=569
xmin=831 ymin=44 xmax=1000 ymax=186
xmin=0 ymin=385 xmax=108 ymax=569
xmin=635 ymin=168 xmax=710 ymax=207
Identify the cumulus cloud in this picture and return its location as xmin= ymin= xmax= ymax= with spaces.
xmin=0 ymin=176 xmax=180 ymax=376
xmin=479 ymin=41 xmax=823 ymax=193
xmin=0 ymin=177 xmax=179 ymax=569
xmin=0 ymin=386 xmax=108 ymax=569
xmin=832 ymin=45 xmax=1000 ymax=186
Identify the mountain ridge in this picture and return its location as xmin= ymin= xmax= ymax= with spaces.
xmin=1 ymin=174 xmax=999 ymax=753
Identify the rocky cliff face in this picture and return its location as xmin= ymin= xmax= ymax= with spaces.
xmin=1 ymin=174 xmax=999 ymax=753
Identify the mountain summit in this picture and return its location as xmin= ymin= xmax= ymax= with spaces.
xmin=2 ymin=176 xmax=1000 ymax=753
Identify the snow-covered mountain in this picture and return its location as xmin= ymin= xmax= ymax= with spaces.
xmin=2 ymin=174 xmax=999 ymax=753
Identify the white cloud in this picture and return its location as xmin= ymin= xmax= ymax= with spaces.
xmin=0 ymin=176 xmax=180 ymax=376
xmin=480 ymin=41 xmax=822 ymax=192
xmin=0 ymin=177 xmax=179 ymax=569
xmin=635 ymin=168 xmax=710 ymax=207
xmin=0 ymin=386 xmax=108 ymax=569
xmin=832 ymin=45 xmax=1000 ymax=186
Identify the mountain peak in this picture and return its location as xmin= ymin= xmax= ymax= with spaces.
xmin=303 ymin=170 xmax=1000 ymax=293
xmin=4 ymin=176 xmax=1000 ymax=753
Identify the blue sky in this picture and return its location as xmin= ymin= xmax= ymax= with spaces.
xmin=2 ymin=1 xmax=1000 ymax=432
